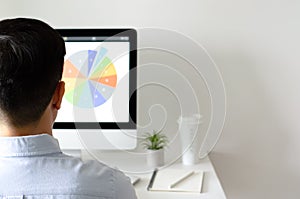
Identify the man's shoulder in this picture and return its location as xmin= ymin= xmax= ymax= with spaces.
xmin=54 ymin=155 xmax=120 ymax=185
xmin=53 ymin=155 xmax=136 ymax=198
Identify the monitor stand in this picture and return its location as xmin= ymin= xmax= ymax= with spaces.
xmin=53 ymin=129 xmax=137 ymax=150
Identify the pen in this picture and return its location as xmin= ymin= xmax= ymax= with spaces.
xmin=147 ymin=168 xmax=158 ymax=191
xmin=169 ymin=171 xmax=195 ymax=189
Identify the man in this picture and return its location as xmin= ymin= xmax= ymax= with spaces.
xmin=0 ymin=18 xmax=137 ymax=199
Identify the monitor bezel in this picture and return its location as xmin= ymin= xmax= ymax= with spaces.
xmin=53 ymin=29 xmax=137 ymax=130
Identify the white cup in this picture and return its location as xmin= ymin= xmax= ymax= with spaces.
xmin=177 ymin=114 xmax=202 ymax=165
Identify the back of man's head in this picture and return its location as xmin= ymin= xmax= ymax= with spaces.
xmin=0 ymin=18 xmax=66 ymax=127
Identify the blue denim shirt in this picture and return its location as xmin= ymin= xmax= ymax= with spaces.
xmin=0 ymin=134 xmax=137 ymax=199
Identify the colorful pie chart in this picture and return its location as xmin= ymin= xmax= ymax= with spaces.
xmin=62 ymin=47 xmax=117 ymax=108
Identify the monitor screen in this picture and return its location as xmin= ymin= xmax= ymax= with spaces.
xmin=53 ymin=29 xmax=137 ymax=130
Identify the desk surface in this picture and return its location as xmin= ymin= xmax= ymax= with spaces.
xmin=82 ymin=151 xmax=226 ymax=199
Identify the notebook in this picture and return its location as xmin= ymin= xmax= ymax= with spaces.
xmin=147 ymin=168 xmax=204 ymax=193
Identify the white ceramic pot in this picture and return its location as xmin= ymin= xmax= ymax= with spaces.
xmin=146 ymin=149 xmax=164 ymax=168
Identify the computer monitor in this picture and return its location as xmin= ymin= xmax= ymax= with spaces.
xmin=53 ymin=29 xmax=137 ymax=150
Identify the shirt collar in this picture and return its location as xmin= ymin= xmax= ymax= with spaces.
xmin=0 ymin=134 xmax=61 ymax=157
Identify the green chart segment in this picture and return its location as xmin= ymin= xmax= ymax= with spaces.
xmin=63 ymin=47 xmax=117 ymax=108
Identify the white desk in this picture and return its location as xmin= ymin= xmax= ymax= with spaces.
xmin=82 ymin=151 xmax=226 ymax=199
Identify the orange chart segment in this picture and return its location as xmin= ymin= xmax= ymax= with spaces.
xmin=91 ymin=75 xmax=117 ymax=88
xmin=63 ymin=60 xmax=85 ymax=78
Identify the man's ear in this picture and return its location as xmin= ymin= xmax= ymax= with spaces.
xmin=52 ymin=81 xmax=65 ymax=110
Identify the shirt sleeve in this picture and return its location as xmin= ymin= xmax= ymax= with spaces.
xmin=114 ymin=169 xmax=137 ymax=199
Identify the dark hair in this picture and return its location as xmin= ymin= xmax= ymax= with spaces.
xmin=0 ymin=18 xmax=66 ymax=127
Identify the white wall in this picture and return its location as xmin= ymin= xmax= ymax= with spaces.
xmin=1 ymin=0 xmax=300 ymax=198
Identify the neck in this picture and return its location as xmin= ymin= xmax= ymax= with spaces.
xmin=0 ymin=109 xmax=53 ymax=137
xmin=0 ymin=103 xmax=56 ymax=137
xmin=0 ymin=127 xmax=52 ymax=137
xmin=0 ymin=123 xmax=52 ymax=137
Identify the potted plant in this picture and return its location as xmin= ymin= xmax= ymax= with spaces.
xmin=141 ymin=130 xmax=168 ymax=168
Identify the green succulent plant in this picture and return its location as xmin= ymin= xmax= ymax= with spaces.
xmin=141 ymin=130 xmax=168 ymax=150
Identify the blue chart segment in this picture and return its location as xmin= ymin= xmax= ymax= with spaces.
xmin=63 ymin=47 xmax=117 ymax=108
